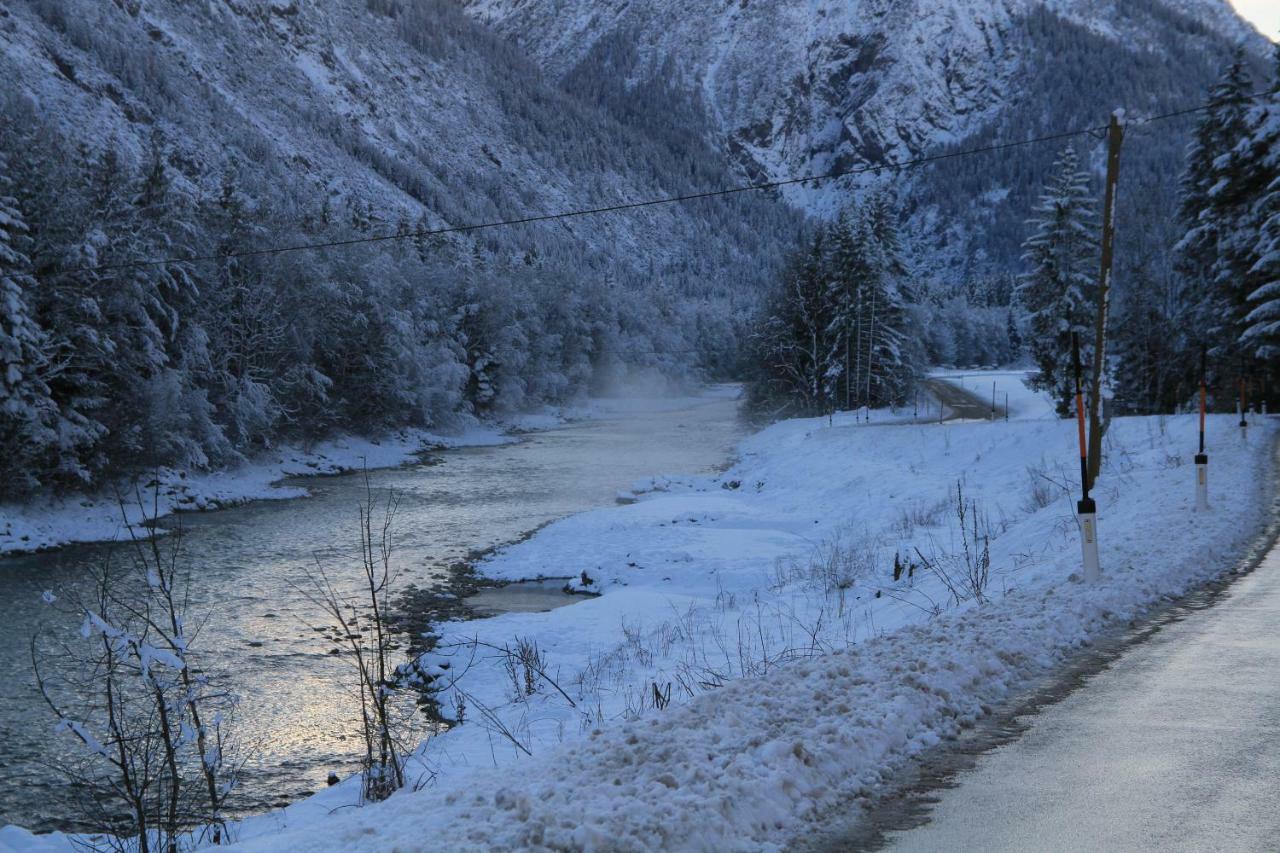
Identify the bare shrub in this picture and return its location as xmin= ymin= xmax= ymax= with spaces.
xmin=501 ymin=636 xmax=550 ymax=701
xmin=32 ymin=493 xmax=239 ymax=852
xmin=915 ymin=481 xmax=992 ymax=605
xmin=295 ymin=478 xmax=408 ymax=803
xmin=1023 ymin=461 xmax=1069 ymax=513
xmin=891 ymin=496 xmax=949 ymax=538
xmin=774 ymin=529 xmax=879 ymax=595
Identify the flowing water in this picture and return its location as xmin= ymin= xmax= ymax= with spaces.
xmin=0 ymin=390 xmax=743 ymax=833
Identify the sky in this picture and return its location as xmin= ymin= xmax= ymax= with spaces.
xmin=1231 ymin=0 xmax=1280 ymax=41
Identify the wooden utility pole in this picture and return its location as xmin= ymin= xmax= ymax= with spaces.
xmin=1086 ymin=112 xmax=1125 ymax=489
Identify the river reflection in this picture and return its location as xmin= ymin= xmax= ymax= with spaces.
xmin=0 ymin=390 xmax=742 ymax=832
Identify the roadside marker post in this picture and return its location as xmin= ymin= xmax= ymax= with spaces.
xmin=1239 ymin=359 xmax=1248 ymax=431
xmin=1073 ymin=333 xmax=1100 ymax=582
xmin=1195 ymin=347 xmax=1209 ymax=512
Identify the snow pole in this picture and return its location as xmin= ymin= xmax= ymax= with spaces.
xmin=1073 ymin=333 xmax=1100 ymax=582
xmin=991 ymin=381 xmax=997 ymax=421
xmin=1196 ymin=346 xmax=1209 ymax=512
xmin=1004 ymin=392 xmax=1009 ymax=422
xmin=1239 ymin=357 xmax=1248 ymax=430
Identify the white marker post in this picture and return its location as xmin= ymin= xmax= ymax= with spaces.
xmin=1195 ymin=347 xmax=1209 ymax=512
xmin=1073 ymin=333 xmax=1100 ymax=581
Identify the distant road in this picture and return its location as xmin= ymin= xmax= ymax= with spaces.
xmin=922 ymin=378 xmax=998 ymax=421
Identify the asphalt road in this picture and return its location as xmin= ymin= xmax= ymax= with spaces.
xmin=878 ymin=543 xmax=1280 ymax=852
xmin=923 ymin=378 xmax=1000 ymax=422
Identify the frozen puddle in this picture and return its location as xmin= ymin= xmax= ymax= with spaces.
xmin=464 ymin=578 xmax=592 ymax=615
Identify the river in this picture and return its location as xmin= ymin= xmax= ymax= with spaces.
xmin=0 ymin=389 xmax=743 ymax=833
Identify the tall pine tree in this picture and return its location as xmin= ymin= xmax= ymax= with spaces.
xmin=750 ymin=196 xmax=918 ymax=416
xmin=0 ymin=153 xmax=57 ymax=493
xmin=1242 ymin=45 xmax=1280 ymax=377
xmin=1176 ymin=53 xmax=1255 ymax=368
xmin=1016 ymin=145 xmax=1097 ymax=415
xmin=750 ymin=229 xmax=835 ymax=414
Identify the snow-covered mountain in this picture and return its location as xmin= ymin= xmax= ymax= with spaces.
xmin=462 ymin=0 xmax=1270 ymax=275
xmin=0 ymin=0 xmax=796 ymax=306
xmin=0 ymin=0 xmax=805 ymax=493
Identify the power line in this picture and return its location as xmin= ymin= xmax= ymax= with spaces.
xmin=1127 ymin=89 xmax=1274 ymax=127
xmin=54 ymin=124 xmax=1106 ymax=277
xmin=50 ymin=90 xmax=1273 ymax=278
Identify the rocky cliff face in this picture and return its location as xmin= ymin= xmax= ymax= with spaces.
xmin=463 ymin=0 xmax=1268 ymax=274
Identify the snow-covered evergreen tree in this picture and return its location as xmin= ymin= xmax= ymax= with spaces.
xmin=1016 ymin=145 xmax=1097 ymax=415
xmin=1244 ymin=184 xmax=1280 ymax=361
xmin=825 ymin=213 xmax=870 ymax=410
xmin=1242 ymin=45 xmax=1280 ymax=366
xmin=1005 ymin=308 xmax=1022 ymax=357
xmin=750 ymin=197 xmax=918 ymax=415
xmin=1110 ymin=270 xmax=1185 ymax=414
xmin=1176 ymin=53 xmax=1256 ymax=366
xmin=859 ymin=195 xmax=916 ymax=406
xmin=750 ymin=231 xmax=835 ymax=414
xmin=0 ymin=153 xmax=57 ymax=493
xmin=0 ymin=159 xmax=46 ymax=408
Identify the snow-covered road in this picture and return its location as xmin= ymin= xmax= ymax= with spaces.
xmin=880 ymin=535 xmax=1280 ymax=852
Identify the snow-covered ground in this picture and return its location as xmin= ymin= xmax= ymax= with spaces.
xmin=3 ymin=375 xmax=1274 ymax=851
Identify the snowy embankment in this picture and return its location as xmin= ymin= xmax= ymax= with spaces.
xmin=209 ymin=375 xmax=1275 ymax=852
xmin=5 ymin=376 xmax=1274 ymax=851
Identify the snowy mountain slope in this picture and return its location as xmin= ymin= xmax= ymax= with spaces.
xmin=466 ymin=0 xmax=1023 ymax=203
xmin=0 ymin=0 xmax=808 ymax=494
xmin=461 ymin=0 xmax=1269 ymax=276
xmin=0 ymin=0 xmax=795 ymax=303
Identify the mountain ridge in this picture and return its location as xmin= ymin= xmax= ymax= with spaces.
xmin=462 ymin=0 xmax=1271 ymax=277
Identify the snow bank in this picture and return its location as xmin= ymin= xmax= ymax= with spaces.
xmin=218 ymin=405 xmax=1275 ymax=851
